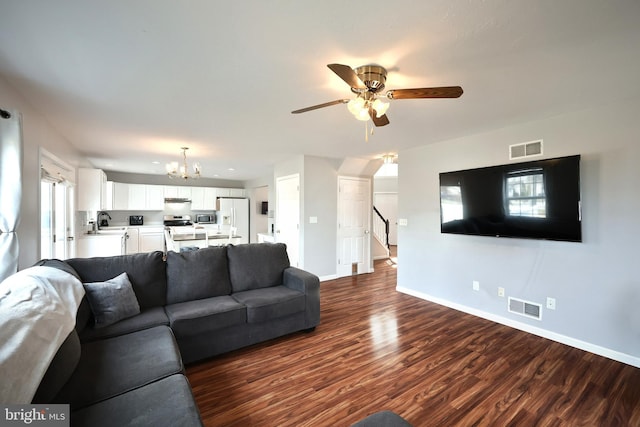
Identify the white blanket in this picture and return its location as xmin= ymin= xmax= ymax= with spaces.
xmin=0 ymin=266 xmax=85 ymax=403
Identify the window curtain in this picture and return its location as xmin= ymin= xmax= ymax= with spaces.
xmin=0 ymin=108 xmax=23 ymax=282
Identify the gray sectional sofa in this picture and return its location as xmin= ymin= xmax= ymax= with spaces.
xmin=14 ymin=242 xmax=320 ymax=426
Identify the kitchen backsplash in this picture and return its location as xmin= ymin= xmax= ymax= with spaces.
xmin=77 ymin=209 xmax=217 ymax=233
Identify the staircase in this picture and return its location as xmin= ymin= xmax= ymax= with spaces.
xmin=372 ymin=206 xmax=390 ymax=259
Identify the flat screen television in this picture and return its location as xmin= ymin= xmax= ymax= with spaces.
xmin=439 ymin=155 xmax=582 ymax=242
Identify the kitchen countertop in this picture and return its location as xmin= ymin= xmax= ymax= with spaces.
xmin=80 ymin=229 xmax=127 ymax=238
xmin=170 ymin=232 xmax=241 ymax=242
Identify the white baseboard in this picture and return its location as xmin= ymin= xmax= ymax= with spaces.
xmin=396 ymin=286 xmax=640 ymax=369
xmin=319 ymin=274 xmax=337 ymax=282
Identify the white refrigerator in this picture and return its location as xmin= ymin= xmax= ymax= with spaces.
xmin=216 ymin=198 xmax=250 ymax=244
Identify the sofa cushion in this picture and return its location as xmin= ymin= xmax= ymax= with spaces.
xmin=32 ymin=330 xmax=81 ymax=404
xmin=165 ymin=296 xmax=246 ymax=337
xmin=227 ymin=243 xmax=290 ymax=292
xmin=79 ymin=307 xmax=169 ymax=342
xmin=32 ymin=259 xmax=92 ymax=332
xmin=351 ymin=410 xmax=413 ymax=427
xmin=53 ymin=326 xmax=183 ymax=410
xmin=71 ymin=374 xmax=202 ymax=427
xmin=67 ymin=251 xmax=167 ymax=310
xmin=166 ymin=246 xmax=232 ymax=304
xmin=33 ymin=258 xmax=82 ymax=281
xmin=83 ymin=272 xmax=140 ymax=328
xmin=231 ymin=286 xmax=305 ymax=323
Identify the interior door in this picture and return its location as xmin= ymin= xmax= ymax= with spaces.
xmin=337 ymin=176 xmax=371 ymax=277
xmin=276 ymin=174 xmax=300 ymax=267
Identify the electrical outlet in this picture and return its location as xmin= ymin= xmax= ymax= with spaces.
xmin=472 ymin=280 xmax=480 ymax=291
xmin=546 ymin=297 xmax=556 ymax=310
xmin=498 ymin=287 xmax=505 ymax=297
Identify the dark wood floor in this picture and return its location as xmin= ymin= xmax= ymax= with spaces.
xmin=186 ymin=255 xmax=640 ymax=426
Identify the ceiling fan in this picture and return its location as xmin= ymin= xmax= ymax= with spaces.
xmin=291 ymin=63 xmax=463 ymax=127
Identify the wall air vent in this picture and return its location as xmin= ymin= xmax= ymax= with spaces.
xmin=508 ymin=297 xmax=542 ymax=320
xmin=509 ymin=140 xmax=543 ymax=160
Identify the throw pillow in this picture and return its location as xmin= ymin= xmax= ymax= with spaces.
xmin=83 ymin=272 xmax=140 ymax=328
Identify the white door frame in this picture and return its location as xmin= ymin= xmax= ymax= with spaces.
xmin=275 ymin=173 xmax=300 ymax=268
xmin=336 ymin=176 xmax=372 ymax=277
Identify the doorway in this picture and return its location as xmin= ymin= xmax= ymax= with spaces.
xmin=373 ymin=193 xmax=398 ymax=246
xmin=275 ymin=174 xmax=300 ymax=267
xmin=40 ymin=150 xmax=75 ymax=259
xmin=336 ymin=176 xmax=372 ymax=277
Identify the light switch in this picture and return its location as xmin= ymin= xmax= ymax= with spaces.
xmin=309 ymin=216 xmax=318 ymax=224
xmin=398 ymin=218 xmax=408 ymax=226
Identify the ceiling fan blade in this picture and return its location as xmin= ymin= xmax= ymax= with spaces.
xmin=369 ymin=109 xmax=390 ymax=127
xmin=291 ymin=99 xmax=349 ymax=114
xmin=327 ymin=64 xmax=366 ymax=89
xmin=387 ymin=86 xmax=463 ymax=100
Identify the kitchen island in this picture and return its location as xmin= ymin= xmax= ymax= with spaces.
xmin=165 ymin=226 xmax=242 ymax=251
xmin=76 ymin=228 xmax=128 ymax=257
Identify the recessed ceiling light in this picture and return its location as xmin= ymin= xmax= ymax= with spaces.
xmin=151 ymin=161 xmax=160 ymax=165
xmin=228 ymin=168 xmax=235 ymax=171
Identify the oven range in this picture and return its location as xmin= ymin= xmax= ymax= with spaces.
xmin=163 ymin=215 xmax=193 ymax=227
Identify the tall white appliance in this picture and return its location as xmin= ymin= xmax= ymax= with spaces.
xmin=216 ymin=198 xmax=250 ymax=244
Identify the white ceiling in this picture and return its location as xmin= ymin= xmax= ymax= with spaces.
xmin=1 ymin=1 xmax=639 ymax=181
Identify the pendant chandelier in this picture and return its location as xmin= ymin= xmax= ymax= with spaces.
xmin=166 ymin=147 xmax=201 ymax=180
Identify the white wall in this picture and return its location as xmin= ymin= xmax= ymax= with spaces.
xmin=303 ymin=156 xmax=340 ymax=278
xmin=0 ymin=75 xmax=85 ymax=269
xmin=249 ymin=185 xmax=269 ymax=240
xmin=272 ymin=155 xmax=341 ymax=278
xmin=398 ymin=95 xmax=640 ymax=366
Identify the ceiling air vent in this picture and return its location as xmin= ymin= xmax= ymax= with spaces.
xmin=509 ymin=140 xmax=543 ymax=160
xmin=508 ymin=297 xmax=542 ymax=320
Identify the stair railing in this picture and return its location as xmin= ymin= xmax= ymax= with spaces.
xmin=372 ymin=206 xmax=390 ymax=249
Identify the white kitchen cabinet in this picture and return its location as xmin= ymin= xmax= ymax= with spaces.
xmin=164 ymin=185 xmax=178 ymax=199
xmin=77 ymin=168 xmax=108 ymax=211
xmin=204 ymin=188 xmax=217 ymax=209
xmin=112 ymin=183 xmax=165 ymax=210
xmin=215 ymin=188 xmax=231 ymax=198
xmin=191 ymin=187 xmax=205 ymax=210
xmin=164 ymin=185 xmax=192 ymax=199
xmin=125 ymin=228 xmax=139 ymax=254
xmin=213 ymin=187 xmax=245 ymax=199
xmin=105 ymin=181 xmax=114 ymax=210
xmin=76 ymin=234 xmax=124 ymax=257
xmin=191 ymin=187 xmax=217 ymax=210
xmin=139 ymin=227 xmax=165 ymax=252
xmin=112 ymin=182 xmax=129 ymax=210
xmin=127 ymin=184 xmax=146 ymax=211
xmin=230 ymin=188 xmax=246 ymax=198
xmin=146 ymin=185 xmax=165 ymax=210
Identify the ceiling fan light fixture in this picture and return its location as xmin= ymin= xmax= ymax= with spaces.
xmin=372 ymin=98 xmax=389 ymax=117
xmin=347 ymin=97 xmax=365 ymax=115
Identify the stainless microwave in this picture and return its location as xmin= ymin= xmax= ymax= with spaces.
xmin=195 ymin=214 xmax=215 ymax=224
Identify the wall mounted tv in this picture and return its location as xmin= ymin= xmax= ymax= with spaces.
xmin=439 ymin=154 xmax=582 ymax=242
